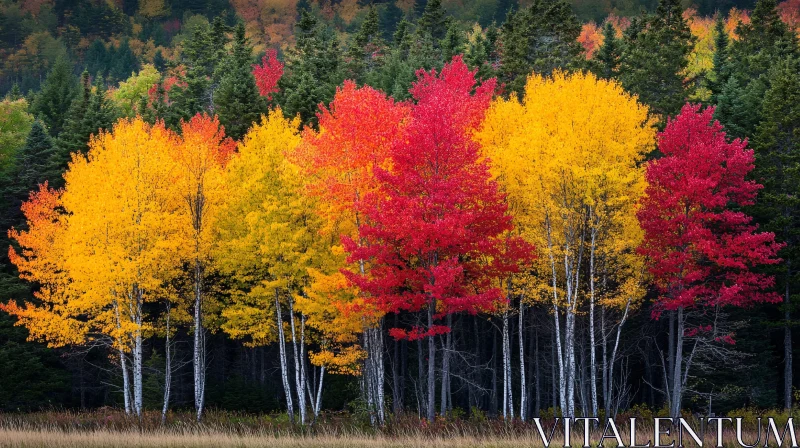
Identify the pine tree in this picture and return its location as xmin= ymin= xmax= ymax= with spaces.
xmin=276 ymin=12 xmax=344 ymax=125
xmin=417 ymin=0 xmax=447 ymax=41
xmin=213 ymin=23 xmax=263 ymax=140
xmin=717 ymin=0 xmax=799 ymax=139
xmin=31 ymin=57 xmax=77 ymax=137
xmin=347 ymin=6 xmax=384 ymax=82
xmin=591 ymin=22 xmax=620 ymax=80
xmin=6 ymin=84 xmax=21 ymax=101
xmin=619 ymin=0 xmax=695 ymax=121
xmin=749 ymin=59 xmax=800 ymax=411
xmin=498 ymin=0 xmax=582 ymax=94
xmin=17 ymin=121 xmax=57 ymax=194
xmin=171 ymin=21 xmax=215 ymax=123
xmin=441 ymin=21 xmax=464 ymax=62
xmin=707 ymin=16 xmax=730 ymax=102
xmin=54 ymin=73 xmax=116 ymax=177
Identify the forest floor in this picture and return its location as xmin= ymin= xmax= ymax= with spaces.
xmin=0 ymin=410 xmax=770 ymax=447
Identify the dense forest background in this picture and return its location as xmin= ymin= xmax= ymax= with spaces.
xmin=1 ymin=0 xmax=799 ymax=421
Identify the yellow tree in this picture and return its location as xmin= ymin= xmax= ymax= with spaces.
xmin=475 ymin=70 xmax=655 ymax=418
xmin=4 ymin=118 xmax=183 ymax=417
xmin=171 ymin=113 xmax=235 ymax=422
xmin=215 ymin=109 xmax=345 ymax=424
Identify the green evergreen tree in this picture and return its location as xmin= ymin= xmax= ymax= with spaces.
xmin=109 ymin=39 xmax=140 ymax=82
xmin=618 ymin=0 xmax=695 ymax=121
xmin=213 ymin=23 xmax=264 ymax=140
xmin=170 ymin=21 xmax=215 ymax=125
xmin=441 ymin=20 xmax=465 ymax=62
xmin=53 ymin=73 xmax=116 ymax=176
xmin=590 ymin=22 xmax=620 ymax=80
xmin=748 ymin=59 xmax=800 ymax=411
xmin=717 ymin=0 xmax=799 ymax=139
xmin=707 ymin=16 xmax=730 ymax=102
xmin=17 ymin=120 xmax=57 ymax=194
xmin=498 ymin=0 xmax=582 ymax=94
xmin=6 ymin=84 xmax=21 ymax=101
xmin=276 ymin=12 xmax=344 ymax=125
xmin=417 ymin=0 xmax=447 ymax=42
xmin=347 ymin=6 xmax=384 ymax=82
xmin=30 ymin=57 xmax=77 ymax=137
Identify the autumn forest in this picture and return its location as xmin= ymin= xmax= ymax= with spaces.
xmin=0 ymin=0 xmax=799 ymax=436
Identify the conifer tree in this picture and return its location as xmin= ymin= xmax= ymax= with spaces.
xmin=749 ymin=59 xmax=800 ymax=411
xmin=276 ymin=12 xmax=344 ymax=125
xmin=619 ymin=0 xmax=695 ymax=120
xmin=498 ymin=0 xmax=582 ymax=94
xmin=417 ymin=0 xmax=447 ymax=41
xmin=6 ymin=84 xmax=21 ymax=101
xmin=717 ymin=0 xmax=799 ymax=139
xmin=31 ymin=57 xmax=77 ymax=137
xmin=54 ymin=73 xmax=116 ymax=179
xmin=346 ymin=6 xmax=384 ymax=82
xmin=441 ymin=21 xmax=465 ymax=62
xmin=213 ymin=23 xmax=263 ymax=140
xmin=707 ymin=17 xmax=730 ymax=102
xmin=591 ymin=22 xmax=620 ymax=80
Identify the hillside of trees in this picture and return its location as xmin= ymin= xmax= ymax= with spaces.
xmin=1 ymin=0 xmax=800 ymax=424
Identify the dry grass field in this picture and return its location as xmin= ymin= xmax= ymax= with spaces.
xmin=0 ymin=410 xmax=778 ymax=448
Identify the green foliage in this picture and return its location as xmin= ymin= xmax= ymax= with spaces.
xmin=30 ymin=57 xmax=78 ymax=137
xmin=213 ymin=23 xmax=264 ymax=140
xmin=54 ymin=74 xmax=116 ymax=179
xmin=618 ymin=0 xmax=695 ymax=121
xmin=749 ymin=59 xmax=800 ymax=317
xmin=498 ymin=0 xmax=582 ymax=94
xmin=276 ymin=12 xmax=344 ymax=125
xmin=591 ymin=22 xmax=620 ymax=80
xmin=0 ymin=313 xmax=70 ymax=411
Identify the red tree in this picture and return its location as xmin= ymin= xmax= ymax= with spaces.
xmin=344 ymin=56 xmax=533 ymax=421
xmin=252 ymin=49 xmax=284 ymax=100
xmin=637 ymin=103 xmax=782 ymax=418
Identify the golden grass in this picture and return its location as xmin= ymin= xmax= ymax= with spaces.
xmin=0 ymin=426 xmax=771 ymax=448
xmin=0 ymin=427 xmax=550 ymax=448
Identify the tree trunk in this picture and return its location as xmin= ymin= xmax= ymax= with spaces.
xmin=162 ymin=302 xmax=172 ymax=425
xmin=131 ymin=286 xmax=143 ymax=418
xmin=588 ymin=230 xmax=598 ymax=417
xmin=440 ymin=314 xmax=452 ymax=416
xmin=786 ymin=262 xmax=793 ymax=411
xmin=534 ymin=323 xmax=541 ymax=417
xmin=289 ymin=296 xmax=307 ymax=425
xmin=120 ymin=349 xmax=131 ymax=415
xmin=670 ymin=306 xmax=684 ymax=419
xmin=274 ymin=290 xmax=295 ymax=423
xmin=193 ymin=259 xmax=205 ymax=423
xmin=426 ymin=299 xmax=436 ymax=422
xmin=502 ymin=310 xmax=513 ymax=419
xmin=393 ymin=315 xmax=403 ymax=415
xmin=519 ymin=302 xmax=527 ymax=420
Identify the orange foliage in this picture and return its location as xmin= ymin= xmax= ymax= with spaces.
xmin=579 ymin=22 xmax=603 ymax=58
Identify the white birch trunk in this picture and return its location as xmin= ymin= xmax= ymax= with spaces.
xmin=288 ymin=295 xmax=307 ymax=425
xmin=275 ymin=291 xmax=295 ymax=423
xmin=588 ymin=227 xmax=598 ymax=418
xmin=162 ymin=302 xmax=172 ymax=424
xmin=193 ymin=259 xmax=206 ymax=423
xmin=519 ymin=301 xmax=527 ymax=421
xmin=502 ymin=311 xmax=513 ymax=419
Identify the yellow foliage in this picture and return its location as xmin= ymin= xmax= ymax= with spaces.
xmin=475 ymin=71 xmax=655 ymax=311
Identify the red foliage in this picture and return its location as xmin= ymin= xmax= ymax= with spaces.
xmin=637 ymin=104 xmax=783 ymax=318
xmin=252 ymin=49 xmax=284 ymax=100
xmin=343 ymin=57 xmax=534 ymax=340
xmin=778 ymin=0 xmax=800 ymax=32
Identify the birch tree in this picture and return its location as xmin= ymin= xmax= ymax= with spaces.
xmin=476 ymin=71 xmax=654 ymax=418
